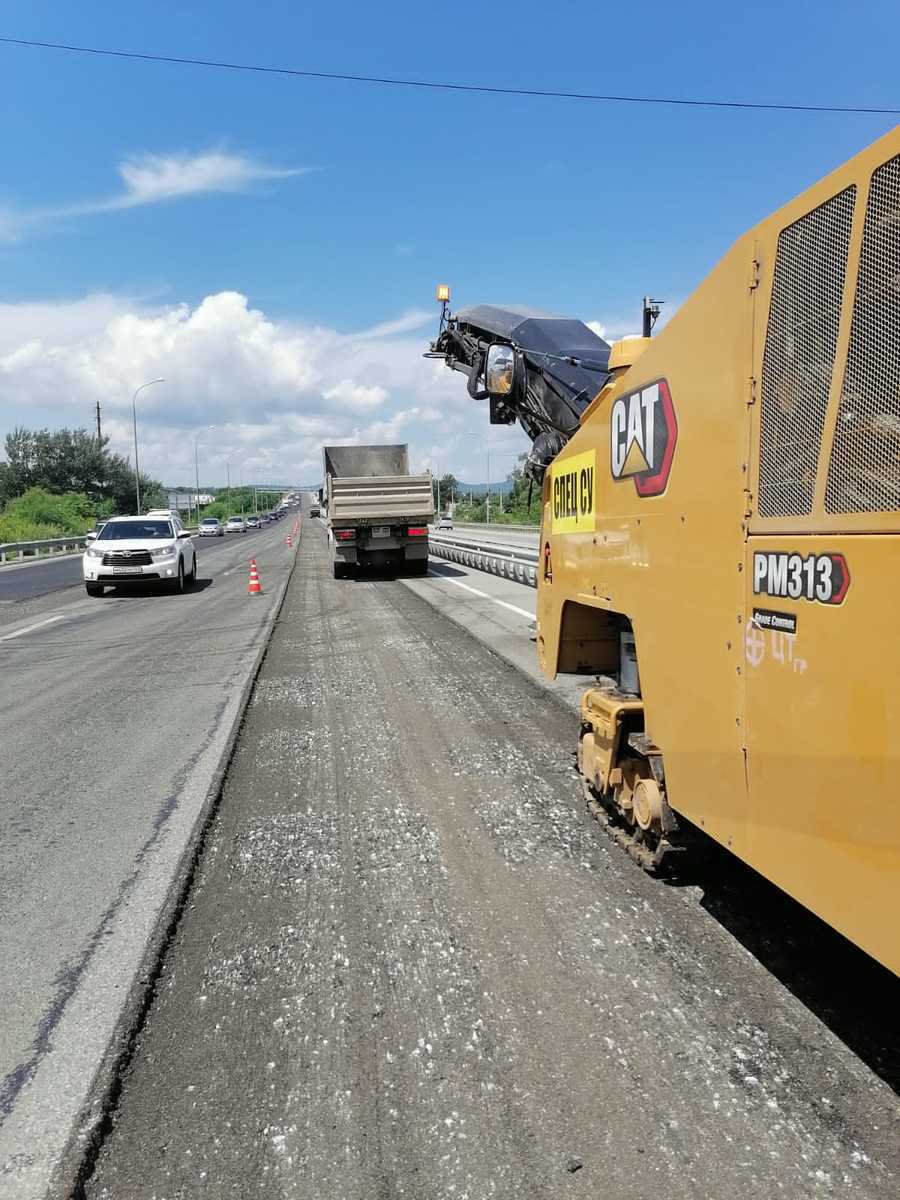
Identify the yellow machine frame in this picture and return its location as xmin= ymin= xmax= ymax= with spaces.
xmin=538 ymin=127 xmax=900 ymax=976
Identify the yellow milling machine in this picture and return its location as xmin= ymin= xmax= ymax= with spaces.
xmin=430 ymin=127 xmax=900 ymax=978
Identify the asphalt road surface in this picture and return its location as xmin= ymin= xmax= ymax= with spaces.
xmin=0 ymin=553 xmax=84 ymax=603
xmin=0 ymin=518 xmax=298 ymax=1198
xmin=85 ymin=524 xmax=900 ymax=1199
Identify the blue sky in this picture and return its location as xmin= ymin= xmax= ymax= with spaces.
xmin=0 ymin=0 xmax=898 ymax=485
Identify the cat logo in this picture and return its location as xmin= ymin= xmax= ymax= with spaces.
xmin=610 ymin=379 xmax=677 ymax=497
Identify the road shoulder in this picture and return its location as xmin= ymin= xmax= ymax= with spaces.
xmin=0 ymin=538 xmax=299 ymax=1200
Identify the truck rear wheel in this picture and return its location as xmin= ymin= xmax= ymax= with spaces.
xmin=408 ymin=559 xmax=428 ymax=576
xmin=333 ymin=561 xmax=349 ymax=579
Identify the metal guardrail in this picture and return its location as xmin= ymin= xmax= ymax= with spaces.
xmin=0 ymin=527 xmax=201 ymax=564
xmin=429 ymin=533 xmax=539 ymax=588
xmin=0 ymin=536 xmax=87 ymax=563
xmin=451 ymin=520 xmax=541 ymax=533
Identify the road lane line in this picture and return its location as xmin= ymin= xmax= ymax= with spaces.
xmin=0 ymin=614 xmax=66 ymax=642
xmin=428 ymin=570 xmax=534 ymax=620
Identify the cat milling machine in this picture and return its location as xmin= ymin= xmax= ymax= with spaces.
xmin=426 ymin=128 xmax=900 ymax=978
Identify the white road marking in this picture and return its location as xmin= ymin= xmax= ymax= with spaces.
xmin=428 ymin=570 xmax=534 ymax=620
xmin=0 ymin=614 xmax=66 ymax=642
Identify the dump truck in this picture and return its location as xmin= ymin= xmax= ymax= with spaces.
xmin=323 ymin=444 xmax=435 ymax=578
xmin=429 ymin=127 xmax=900 ymax=978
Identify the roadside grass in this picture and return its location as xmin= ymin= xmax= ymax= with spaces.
xmin=0 ymin=487 xmax=97 ymax=543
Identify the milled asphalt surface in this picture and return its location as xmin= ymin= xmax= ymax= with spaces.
xmin=0 ymin=519 xmax=297 ymax=1198
xmin=86 ymin=523 xmax=900 ymax=1199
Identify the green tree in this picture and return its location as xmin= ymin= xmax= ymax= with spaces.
xmin=438 ymin=473 xmax=460 ymax=506
xmin=2 ymin=425 xmax=164 ymax=514
xmin=453 ymin=456 xmax=540 ymax=524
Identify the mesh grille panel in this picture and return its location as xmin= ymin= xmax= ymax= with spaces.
xmin=825 ymin=156 xmax=900 ymax=514
xmin=757 ymin=187 xmax=855 ymax=517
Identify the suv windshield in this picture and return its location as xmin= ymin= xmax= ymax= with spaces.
xmin=201 ymin=518 xmax=219 ymax=525
xmin=102 ymin=520 xmax=173 ymax=540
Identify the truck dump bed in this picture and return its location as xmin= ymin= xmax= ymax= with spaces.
xmin=329 ymin=475 xmax=435 ymax=524
xmin=323 ymin=444 xmax=434 ymax=525
xmin=324 ymin=444 xmax=410 ymax=478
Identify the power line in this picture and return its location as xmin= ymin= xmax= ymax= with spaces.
xmin=1 ymin=35 xmax=899 ymax=116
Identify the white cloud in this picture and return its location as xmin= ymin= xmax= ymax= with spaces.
xmin=0 ymin=291 xmax=513 ymax=485
xmin=323 ymin=380 xmax=388 ymax=412
xmin=0 ymin=150 xmax=307 ymax=241
xmin=587 ymin=318 xmax=641 ymax=342
xmin=349 ymin=310 xmax=434 ymax=340
xmin=111 ymin=151 xmax=305 ymax=208
xmin=588 ymin=301 xmax=679 ymax=344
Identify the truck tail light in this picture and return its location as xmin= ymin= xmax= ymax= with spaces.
xmin=335 ymin=529 xmax=355 ymax=540
xmin=407 ymin=527 xmax=428 ymax=537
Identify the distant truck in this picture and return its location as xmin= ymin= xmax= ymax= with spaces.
xmin=323 ymin=444 xmax=435 ymax=578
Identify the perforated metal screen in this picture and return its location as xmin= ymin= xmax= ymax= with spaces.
xmin=757 ymin=187 xmax=856 ymax=518
xmin=826 ymin=156 xmax=900 ymax=514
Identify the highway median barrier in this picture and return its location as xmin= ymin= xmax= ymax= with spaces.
xmin=428 ymin=533 xmax=539 ymax=588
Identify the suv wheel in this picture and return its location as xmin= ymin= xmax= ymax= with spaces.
xmin=186 ymin=552 xmax=197 ymax=585
xmin=170 ymin=559 xmax=185 ymax=594
xmin=85 ymin=582 xmax=104 ymax=597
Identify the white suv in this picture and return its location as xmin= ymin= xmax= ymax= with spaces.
xmin=82 ymin=515 xmax=197 ymax=597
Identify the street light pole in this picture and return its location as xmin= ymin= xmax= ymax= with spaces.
xmin=131 ymin=378 xmax=165 ymax=515
xmin=194 ymin=425 xmax=216 ymax=520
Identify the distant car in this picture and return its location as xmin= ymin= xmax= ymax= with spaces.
xmin=309 ymin=505 xmax=321 ymax=518
xmin=260 ymin=513 xmax=272 ymax=524
xmin=82 ymin=515 xmax=196 ymax=596
xmin=246 ymin=515 xmax=261 ymax=529
xmin=85 ymin=517 xmax=111 ymax=543
xmin=146 ymin=509 xmax=184 ymax=527
xmin=225 ymin=516 xmax=246 ymax=533
xmin=199 ymin=517 xmax=224 ymax=537
xmin=437 ymin=516 xmax=453 ymax=530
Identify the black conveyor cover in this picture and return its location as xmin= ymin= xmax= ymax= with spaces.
xmin=429 ymin=304 xmax=611 ymax=471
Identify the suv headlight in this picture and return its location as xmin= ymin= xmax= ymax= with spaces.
xmin=86 ymin=545 xmax=104 ymax=558
xmin=151 ymin=544 xmax=176 ymax=559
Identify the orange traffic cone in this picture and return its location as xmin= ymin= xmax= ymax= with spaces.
xmin=248 ymin=558 xmax=262 ymax=595
xmin=286 ymin=533 xmax=293 ymax=548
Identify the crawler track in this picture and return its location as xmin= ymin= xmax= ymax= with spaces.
xmin=581 ymin=777 xmax=684 ymax=872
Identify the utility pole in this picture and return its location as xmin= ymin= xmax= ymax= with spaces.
xmin=95 ymin=400 xmax=102 ymax=442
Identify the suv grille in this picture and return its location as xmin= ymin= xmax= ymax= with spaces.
xmin=103 ymin=550 xmax=153 ymax=566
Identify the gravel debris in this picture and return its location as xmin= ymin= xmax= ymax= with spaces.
xmin=86 ymin=529 xmax=900 ymax=1200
